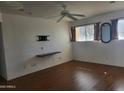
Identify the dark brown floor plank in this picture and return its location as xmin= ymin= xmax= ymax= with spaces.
xmin=1 ymin=60 xmax=124 ymax=91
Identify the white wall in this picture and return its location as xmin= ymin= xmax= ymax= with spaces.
xmin=0 ymin=23 xmax=7 ymax=79
xmin=0 ymin=13 xmax=7 ymax=79
xmin=71 ymin=9 xmax=124 ymax=67
xmin=71 ymin=9 xmax=124 ymax=26
xmin=0 ymin=13 xmax=2 ymax=22
xmin=1 ymin=14 xmax=72 ymax=80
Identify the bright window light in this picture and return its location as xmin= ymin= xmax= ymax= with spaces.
xmin=75 ymin=24 xmax=94 ymax=41
xmin=118 ymin=19 xmax=124 ymax=40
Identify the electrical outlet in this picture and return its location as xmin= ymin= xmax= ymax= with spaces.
xmin=31 ymin=63 xmax=37 ymax=67
xmin=24 ymin=65 xmax=26 ymax=69
xmin=105 ymin=57 xmax=108 ymax=60
xmin=41 ymin=47 xmax=44 ymax=50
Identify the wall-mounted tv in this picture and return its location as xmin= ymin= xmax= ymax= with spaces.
xmin=37 ymin=35 xmax=49 ymax=41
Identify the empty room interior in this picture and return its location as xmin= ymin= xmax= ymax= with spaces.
xmin=1 ymin=1 xmax=124 ymax=91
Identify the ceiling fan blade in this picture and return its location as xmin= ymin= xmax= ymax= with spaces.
xmin=46 ymin=15 xmax=61 ymax=19
xmin=57 ymin=15 xmax=65 ymax=23
xmin=67 ymin=14 xmax=78 ymax=20
xmin=70 ymin=14 xmax=85 ymax=17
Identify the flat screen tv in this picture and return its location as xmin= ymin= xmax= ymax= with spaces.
xmin=37 ymin=35 xmax=49 ymax=41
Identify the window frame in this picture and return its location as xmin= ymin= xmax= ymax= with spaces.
xmin=117 ymin=18 xmax=124 ymax=40
xmin=75 ymin=23 xmax=95 ymax=42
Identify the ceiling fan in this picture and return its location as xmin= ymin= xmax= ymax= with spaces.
xmin=57 ymin=4 xmax=85 ymax=23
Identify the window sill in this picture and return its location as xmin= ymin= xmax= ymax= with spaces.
xmin=74 ymin=40 xmax=101 ymax=43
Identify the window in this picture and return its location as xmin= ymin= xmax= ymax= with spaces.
xmin=75 ymin=24 xmax=94 ymax=41
xmin=118 ymin=19 xmax=124 ymax=40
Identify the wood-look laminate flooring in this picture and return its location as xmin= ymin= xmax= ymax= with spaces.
xmin=0 ymin=60 xmax=124 ymax=91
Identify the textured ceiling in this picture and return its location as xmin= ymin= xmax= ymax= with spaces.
xmin=1 ymin=1 xmax=124 ymax=22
